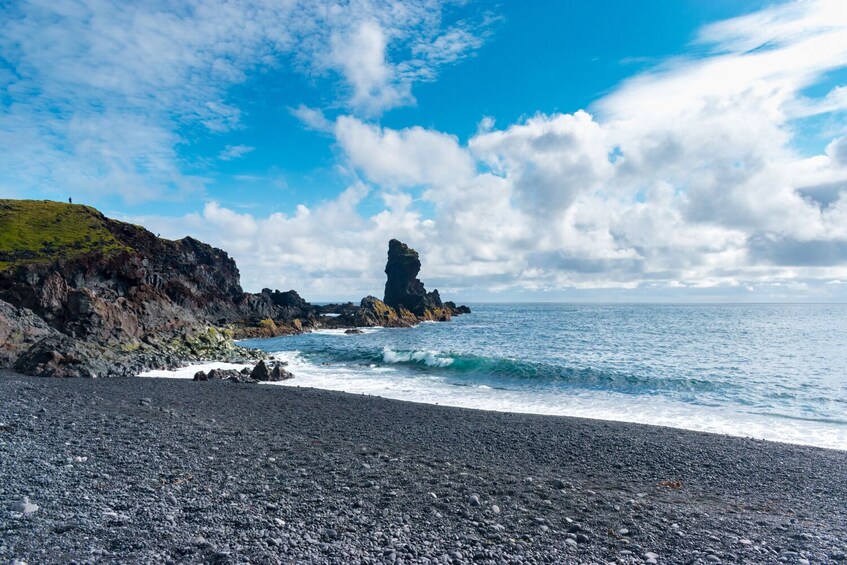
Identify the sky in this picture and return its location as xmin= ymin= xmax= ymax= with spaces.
xmin=2 ymin=0 xmax=847 ymax=302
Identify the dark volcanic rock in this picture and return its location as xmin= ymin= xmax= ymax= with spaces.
xmin=342 ymin=296 xmax=416 ymax=328
xmin=383 ymin=239 xmax=445 ymax=317
xmin=249 ymin=361 xmax=294 ymax=382
xmin=445 ymin=300 xmax=472 ymax=315
xmin=0 ymin=200 xmax=316 ymax=376
xmin=381 ymin=239 xmax=470 ymax=319
xmin=250 ymin=360 xmax=272 ymax=381
xmin=270 ymin=364 xmax=294 ymax=381
xmin=0 ymin=299 xmax=57 ymax=368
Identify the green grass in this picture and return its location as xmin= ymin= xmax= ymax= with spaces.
xmin=0 ymin=200 xmax=132 ymax=270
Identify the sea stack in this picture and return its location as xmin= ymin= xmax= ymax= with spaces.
xmin=383 ymin=239 xmax=446 ymax=317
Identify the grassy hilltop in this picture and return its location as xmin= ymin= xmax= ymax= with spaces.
xmin=0 ymin=200 xmax=132 ymax=270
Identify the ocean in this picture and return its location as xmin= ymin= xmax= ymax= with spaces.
xmin=144 ymin=303 xmax=847 ymax=450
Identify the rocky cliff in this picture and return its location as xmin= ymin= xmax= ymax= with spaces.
xmin=0 ymin=201 xmax=468 ymax=377
xmin=0 ymin=200 xmax=313 ymax=376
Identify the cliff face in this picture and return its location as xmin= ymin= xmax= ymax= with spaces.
xmin=0 ymin=200 xmax=312 ymax=376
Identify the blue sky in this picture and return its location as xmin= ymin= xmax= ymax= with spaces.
xmin=2 ymin=0 xmax=847 ymax=301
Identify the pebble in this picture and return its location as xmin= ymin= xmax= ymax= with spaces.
xmin=10 ymin=497 xmax=38 ymax=515
xmin=2 ymin=372 xmax=845 ymax=564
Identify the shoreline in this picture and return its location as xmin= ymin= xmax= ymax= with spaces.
xmin=2 ymin=369 xmax=846 ymax=564
xmin=139 ymin=358 xmax=847 ymax=453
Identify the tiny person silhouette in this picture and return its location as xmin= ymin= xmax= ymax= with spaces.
xmin=68 ymin=197 xmax=72 ymax=204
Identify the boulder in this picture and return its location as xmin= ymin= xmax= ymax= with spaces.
xmin=270 ymin=364 xmax=294 ymax=381
xmin=193 ymin=370 xmax=208 ymax=381
xmin=250 ymin=360 xmax=272 ymax=381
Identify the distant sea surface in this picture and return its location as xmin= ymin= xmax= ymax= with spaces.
xmin=153 ymin=304 xmax=847 ymax=450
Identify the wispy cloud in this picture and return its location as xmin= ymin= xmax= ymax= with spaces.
xmin=219 ymin=144 xmax=255 ymax=161
xmin=0 ymin=0 xmax=489 ymax=202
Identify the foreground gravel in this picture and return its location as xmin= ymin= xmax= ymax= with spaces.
xmin=1 ymin=370 xmax=846 ymax=564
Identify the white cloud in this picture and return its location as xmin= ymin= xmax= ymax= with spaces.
xmin=335 ymin=116 xmax=475 ymax=186
xmin=0 ymin=0 xmax=488 ymax=202
xmin=7 ymin=0 xmax=847 ymax=298
xmin=290 ymin=104 xmax=334 ymax=133
xmin=330 ymin=20 xmax=407 ymax=115
xmin=141 ymin=0 xmax=847 ymax=299
xmin=219 ymin=145 xmax=255 ymax=161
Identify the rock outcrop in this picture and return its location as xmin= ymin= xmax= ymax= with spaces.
xmin=0 ymin=200 xmax=316 ymax=376
xmin=0 ymin=201 xmax=469 ymax=377
xmin=382 ymin=239 xmax=470 ymax=321
xmin=383 ymin=239 xmax=445 ymax=317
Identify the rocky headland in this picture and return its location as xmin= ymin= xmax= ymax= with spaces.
xmin=0 ymin=199 xmax=468 ymax=378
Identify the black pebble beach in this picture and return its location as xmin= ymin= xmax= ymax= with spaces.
xmin=1 ymin=370 xmax=846 ymax=564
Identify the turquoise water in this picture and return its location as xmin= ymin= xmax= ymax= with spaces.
xmin=239 ymin=304 xmax=847 ymax=450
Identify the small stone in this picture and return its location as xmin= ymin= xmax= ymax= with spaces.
xmin=11 ymin=497 xmax=38 ymax=515
xmin=491 ymin=505 xmax=500 ymax=514
xmin=468 ymin=495 xmax=480 ymax=507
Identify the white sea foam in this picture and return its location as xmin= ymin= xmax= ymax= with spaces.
xmin=311 ymin=327 xmax=382 ymax=336
xmin=138 ymin=350 xmax=847 ymax=451
xmin=382 ymin=347 xmax=454 ymax=367
xmin=139 ymin=361 xmax=253 ymax=379
xmin=262 ymin=351 xmax=847 ymax=451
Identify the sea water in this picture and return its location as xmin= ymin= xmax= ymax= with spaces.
xmin=144 ymin=304 xmax=847 ymax=450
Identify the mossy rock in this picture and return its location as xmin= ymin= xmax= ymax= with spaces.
xmin=0 ymin=199 xmax=133 ymax=270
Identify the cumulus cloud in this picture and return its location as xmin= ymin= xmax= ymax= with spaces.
xmin=7 ymin=0 xmax=847 ymax=298
xmin=131 ymin=0 xmax=847 ymax=299
xmin=334 ymin=116 xmax=475 ymax=186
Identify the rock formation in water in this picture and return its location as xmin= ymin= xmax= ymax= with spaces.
xmin=382 ymin=239 xmax=469 ymax=321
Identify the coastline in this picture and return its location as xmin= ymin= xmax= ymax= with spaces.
xmin=2 ymin=369 xmax=845 ymax=564
xmin=140 ymin=355 xmax=847 ymax=452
